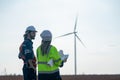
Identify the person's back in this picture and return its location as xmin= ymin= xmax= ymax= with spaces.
xmin=37 ymin=30 xmax=67 ymax=80
xmin=37 ymin=44 xmax=62 ymax=72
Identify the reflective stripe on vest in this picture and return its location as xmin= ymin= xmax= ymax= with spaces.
xmin=38 ymin=58 xmax=61 ymax=65
xmin=38 ymin=69 xmax=59 ymax=74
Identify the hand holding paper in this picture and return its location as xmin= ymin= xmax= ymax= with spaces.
xmin=59 ymin=50 xmax=69 ymax=62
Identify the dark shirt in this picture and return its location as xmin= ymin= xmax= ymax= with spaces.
xmin=19 ymin=39 xmax=35 ymax=64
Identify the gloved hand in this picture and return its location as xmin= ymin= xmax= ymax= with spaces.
xmin=59 ymin=50 xmax=69 ymax=62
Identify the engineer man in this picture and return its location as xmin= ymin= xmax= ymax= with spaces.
xmin=18 ymin=25 xmax=37 ymax=80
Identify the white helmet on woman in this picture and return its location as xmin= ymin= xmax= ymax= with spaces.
xmin=40 ymin=30 xmax=52 ymax=41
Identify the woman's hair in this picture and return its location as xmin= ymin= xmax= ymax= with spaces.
xmin=41 ymin=40 xmax=51 ymax=56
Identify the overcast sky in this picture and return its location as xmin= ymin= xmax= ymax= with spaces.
xmin=0 ymin=0 xmax=120 ymax=75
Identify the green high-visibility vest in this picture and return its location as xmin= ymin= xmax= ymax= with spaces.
xmin=36 ymin=45 xmax=62 ymax=74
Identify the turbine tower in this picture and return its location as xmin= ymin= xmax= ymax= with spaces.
xmin=56 ymin=16 xmax=85 ymax=75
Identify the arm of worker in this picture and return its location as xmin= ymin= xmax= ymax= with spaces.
xmin=28 ymin=60 xmax=36 ymax=71
xmin=50 ymin=46 xmax=63 ymax=67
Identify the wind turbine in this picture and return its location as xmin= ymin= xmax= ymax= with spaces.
xmin=56 ymin=15 xmax=86 ymax=75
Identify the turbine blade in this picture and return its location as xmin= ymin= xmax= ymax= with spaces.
xmin=75 ymin=34 xmax=86 ymax=48
xmin=74 ymin=15 xmax=78 ymax=32
xmin=56 ymin=32 xmax=75 ymax=38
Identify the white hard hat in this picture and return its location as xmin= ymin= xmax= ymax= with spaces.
xmin=40 ymin=30 xmax=52 ymax=41
xmin=26 ymin=25 xmax=37 ymax=32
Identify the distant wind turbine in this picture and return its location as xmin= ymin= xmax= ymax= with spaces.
xmin=56 ymin=15 xmax=86 ymax=75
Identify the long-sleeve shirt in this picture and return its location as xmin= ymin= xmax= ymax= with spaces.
xmin=18 ymin=39 xmax=36 ymax=67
